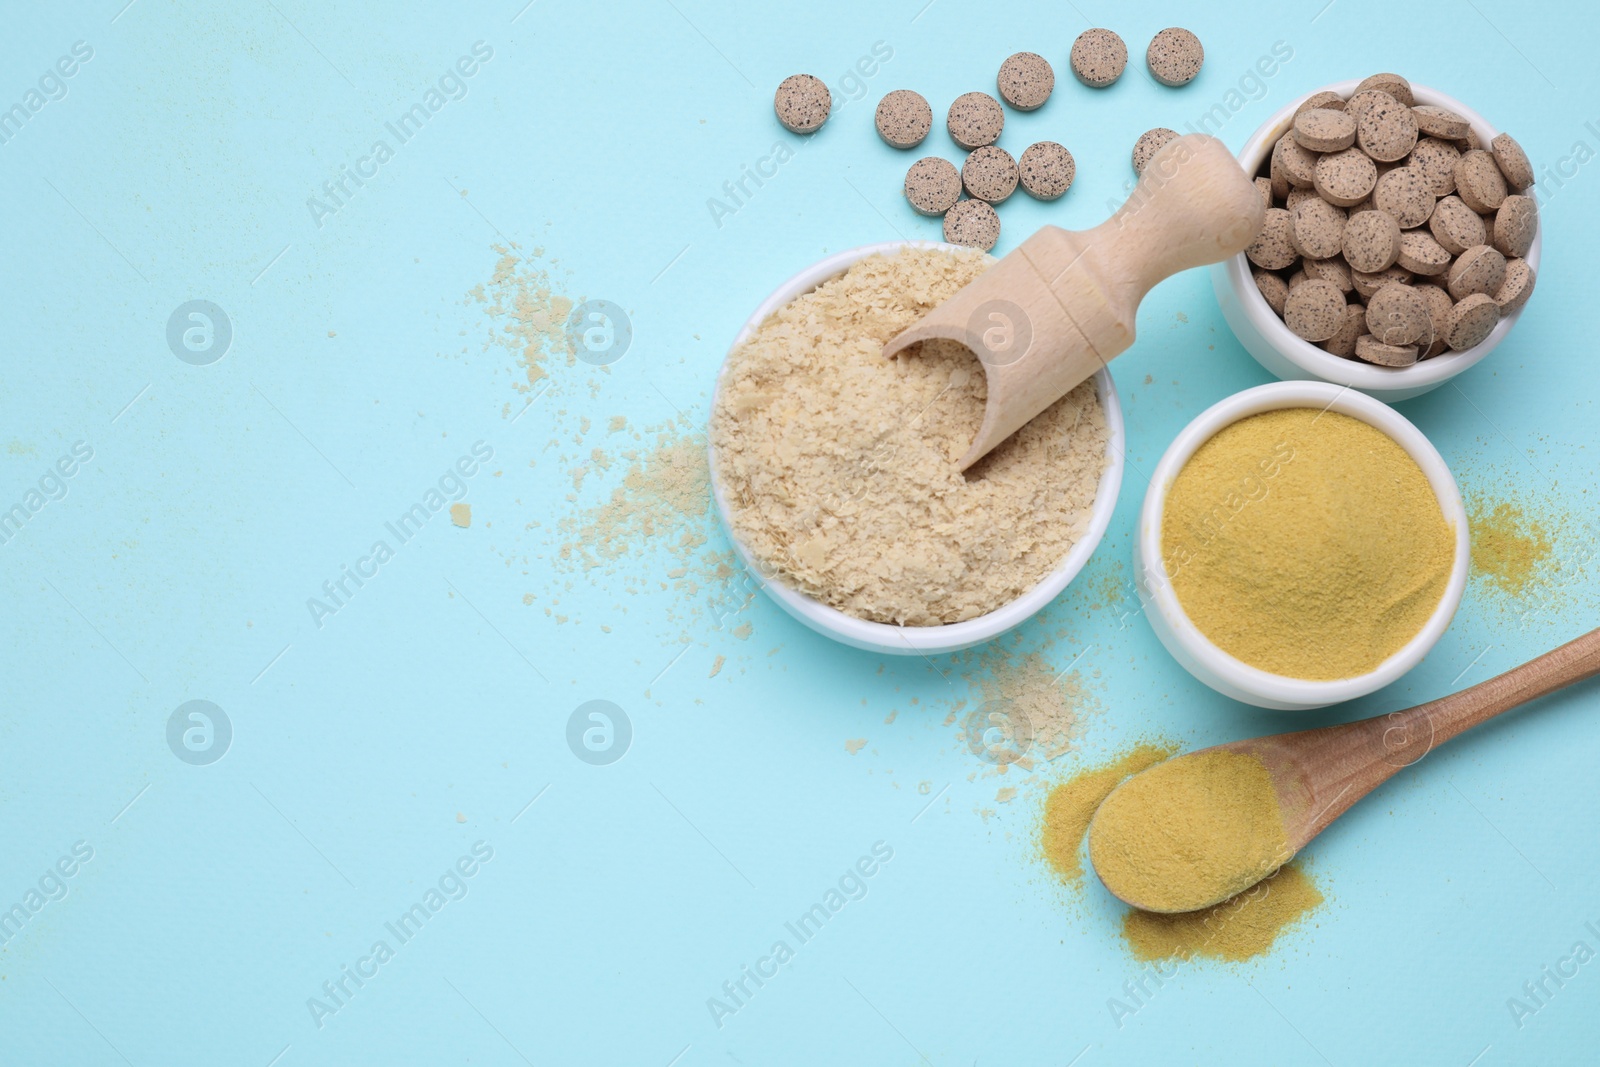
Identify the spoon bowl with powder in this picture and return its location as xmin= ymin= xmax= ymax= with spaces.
xmin=1088 ymin=624 xmax=1600 ymax=913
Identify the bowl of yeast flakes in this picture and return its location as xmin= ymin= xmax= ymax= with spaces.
xmin=709 ymin=241 xmax=1124 ymax=655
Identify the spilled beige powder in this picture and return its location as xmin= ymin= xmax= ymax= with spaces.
xmin=959 ymin=643 xmax=1098 ymax=768
xmin=710 ymin=248 xmax=1109 ymax=626
xmin=468 ymin=242 xmax=575 ymax=390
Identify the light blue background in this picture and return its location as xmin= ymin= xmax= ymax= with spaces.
xmin=2 ymin=1 xmax=1597 ymax=1064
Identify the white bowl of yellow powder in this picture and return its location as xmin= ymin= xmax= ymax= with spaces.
xmin=709 ymin=242 xmax=1124 ymax=656
xmin=1136 ymin=381 xmax=1469 ymax=710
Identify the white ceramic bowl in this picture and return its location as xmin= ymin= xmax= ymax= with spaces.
xmin=1135 ymin=381 xmax=1469 ymax=710
xmin=708 ymin=241 xmax=1126 ymax=656
xmin=1213 ymin=80 xmax=1541 ymax=403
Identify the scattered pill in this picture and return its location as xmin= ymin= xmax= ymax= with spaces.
xmin=947 ymin=92 xmax=1005 ymax=150
xmin=774 ymin=74 xmax=831 ymax=133
xmin=1491 ymin=133 xmax=1535 ymax=191
xmin=875 ymin=90 xmax=933 ymax=149
xmin=1444 ymin=292 xmax=1500 ymax=350
xmin=1455 ymin=149 xmax=1508 ymax=213
xmin=944 ymin=198 xmax=1001 ymax=251
xmin=904 ymin=157 xmax=962 ymax=215
xmin=1071 ymin=28 xmax=1128 ymax=88
xmin=997 ymin=52 xmax=1055 ymax=110
xmin=1342 ymin=209 xmax=1402 ymax=273
xmin=1366 ymin=283 xmax=1431 ymax=347
xmin=1293 ymin=109 xmax=1356 ymax=152
xmin=1284 ymin=279 xmax=1347 ymax=342
xmin=1133 ymin=127 xmax=1179 ymax=174
xmin=962 ymin=145 xmax=1019 ymax=203
xmin=1146 ymin=28 xmax=1203 ymax=87
xmin=1018 ymin=141 xmax=1076 ymax=200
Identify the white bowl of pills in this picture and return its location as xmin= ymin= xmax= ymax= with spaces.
xmin=1135 ymin=380 xmax=1469 ymax=710
xmin=1214 ymin=77 xmax=1540 ymax=403
xmin=709 ymin=241 xmax=1125 ymax=656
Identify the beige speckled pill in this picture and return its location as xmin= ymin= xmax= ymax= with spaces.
xmin=1254 ymin=269 xmax=1290 ymax=316
xmin=1357 ymin=93 xmax=1419 ymax=162
xmin=1366 ymin=283 xmax=1431 ymax=347
xmin=1411 ymin=105 xmax=1469 ymax=140
xmin=1273 ymin=133 xmax=1319 ymax=189
xmin=1296 ymin=90 xmax=1347 ymax=117
xmin=1356 ymin=73 xmax=1414 ymax=107
xmin=774 ymin=74 xmax=831 ymax=133
xmin=1146 ymin=27 xmax=1203 ymax=86
xmin=1445 ymin=292 xmax=1500 ymax=350
xmin=1254 ymin=176 xmax=1274 ymax=211
xmin=1293 ymin=108 xmax=1356 ymax=153
xmin=1290 ymin=197 xmax=1347 ymax=260
xmin=1343 ymin=209 xmax=1402 ymax=273
xmin=1305 ymin=256 xmax=1354 ymax=292
xmin=1246 ymin=207 xmax=1298 ymax=270
xmin=1314 ymin=148 xmax=1378 ymax=207
xmin=947 ymin=92 xmax=1004 ymax=150
xmin=1346 ymin=89 xmax=1395 ymax=121
xmin=1417 ymin=283 xmax=1454 ymax=356
xmin=1493 ymin=195 xmax=1538 ymax=259
xmin=1410 ymin=138 xmax=1461 ymax=197
xmin=943 ymin=198 xmax=1000 ymax=251
xmin=997 ymin=52 xmax=1055 ymax=111
xmin=1285 ymin=187 xmax=1321 ymax=213
xmin=1491 ymin=133 xmax=1535 ymax=192
xmin=1134 ymin=128 xmax=1180 ymax=174
xmin=962 ymin=145 xmax=1019 ymax=203
xmin=1455 ymin=150 xmax=1508 ymax=213
xmin=904 ymin=156 xmax=962 ymax=216
xmin=1018 ymin=141 xmax=1076 ymax=200
xmin=1321 ymin=303 xmax=1365 ymax=357
xmin=1396 ymin=230 xmax=1452 ymax=276
xmin=1352 ymin=264 xmax=1413 ymax=300
xmin=1460 ymin=126 xmax=1483 ymax=152
xmin=1288 ymin=268 xmax=1309 ymax=291
xmin=1356 ymin=334 xmax=1419 ymax=366
xmin=1447 ymin=244 xmax=1508 ymax=300
xmin=1284 ymin=279 xmax=1347 ymax=342
xmin=875 ymin=90 xmax=933 ymax=149
xmin=1373 ymin=166 xmax=1437 ymax=228
xmin=1496 ymin=257 xmax=1536 ymax=314
xmin=1071 ymin=28 xmax=1128 ymax=88
xmin=1429 ymin=195 xmax=1487 ymax=255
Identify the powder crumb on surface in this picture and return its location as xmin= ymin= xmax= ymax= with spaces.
xmin=1040 ymin=741 xmax=1178 ymax=883
xmin=469 ymin=242 xmax=575 ymax=389
xmin=608 ymin=416 xmax=627 ymax=432
xmin=961 ymin=643 xmax=1098 ymax=767
xmin=1469 ymin=499 xmax=1553 ymax=596
xmin=710 ymin=247 xmax=1108 ymax=626
xmin=1120 ymin=863 xmax=1324 ymax=963
xmin=709 ymin=654 xmax=725 ymax=678
xmin=845 ymin=738 xmax=868 ymax=755
xmin=450 ymin=503 xmax=472 ymax=528
xmin=522 ymin=593 xmax=534 ymax=605
xmin=995 ymin=787 xmax=1017 ymax=803
xmin=730 ymin=621 xmax=753 ymax=640
xmin=455 ymin=812 xmax=467 ymax=824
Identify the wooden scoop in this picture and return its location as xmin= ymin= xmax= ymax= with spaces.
xmin=1090 ymin=625 xmax=1600 ymax=914
xmin=885 ymin=134 xmax=1264 ymax=470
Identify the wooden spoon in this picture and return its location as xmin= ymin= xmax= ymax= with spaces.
xmin=883 ymin=133 xmax=1263 ymax=471
xmin=1090 ymin=625 xmax=1600 ymax=913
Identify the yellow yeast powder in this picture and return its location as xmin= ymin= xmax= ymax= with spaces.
xmin=1087 ymin=750 xmax=1290 ymax=914
xmin=1040 ymin=742 xmax=1178 ymax=883
xmin=1120 ymin=863 xmax=1324 ymax=963
xmin=1469 ymin=500 xmax=1552 ymax=596
xmin=1161 ymin=408 xmax=1453 ymax=680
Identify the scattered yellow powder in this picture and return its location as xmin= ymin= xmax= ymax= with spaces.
xmin=1469 ymin=500 xmax=1552 ymax=596
xmin=1162 ymin=408 xmax=1453 ymax=680
xmin=709 ymin=654 xmax=725 ymax=678
xmin=845 ymin=739 xmax=867 ymax=755
xmin=450 ymin=503 xmax=472 ymax=528
xmin=1088 ymin=750 xmax=1290 ymax=914
xmin=1040 ymin=742 xmax=1178 ymax=883
xmin=1120 ymin=863 xmax=1324 ymax=963
xmin=710 ymin=247 xmax=1108 ymax=626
